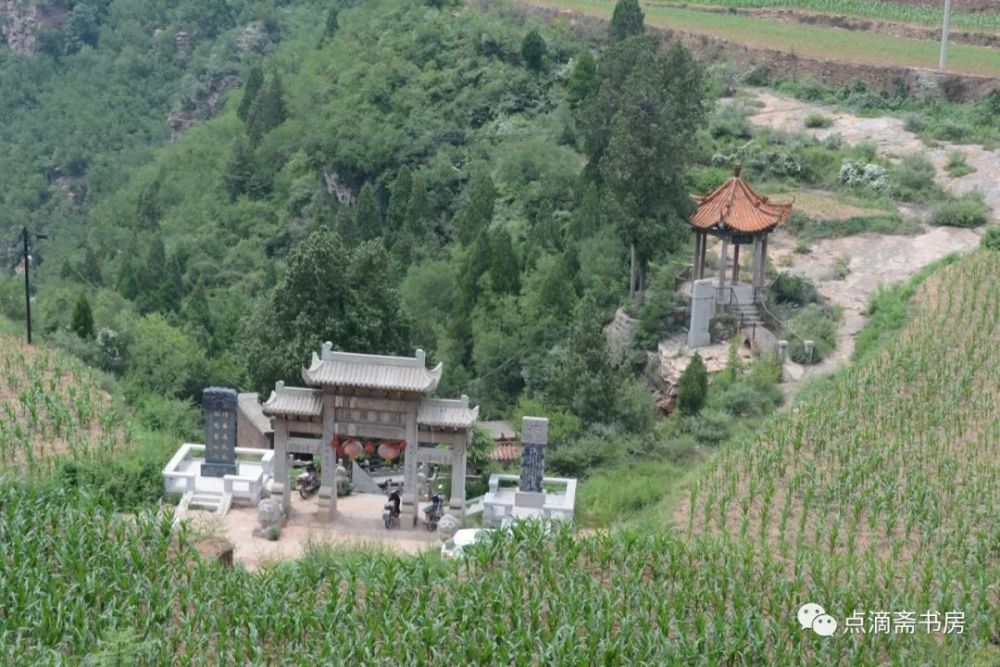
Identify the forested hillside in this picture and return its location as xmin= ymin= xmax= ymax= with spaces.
xmin=1 ymin=0 xmax=711 ymax=459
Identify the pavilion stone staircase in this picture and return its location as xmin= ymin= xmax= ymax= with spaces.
xmin=178 ymin=489 xmax=233 ymax=516
xmin=733 ymin=302 xmax=763 ymax=328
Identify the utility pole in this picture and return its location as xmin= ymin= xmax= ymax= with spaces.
xmin=939 ymin=0 xmax=952 ymax=70
xmin=20 ymin=226 xmax=47 ymax=345
xmin=22 ymin=227 xmax=32 ymax=345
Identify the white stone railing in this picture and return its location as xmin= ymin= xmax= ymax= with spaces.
xmin=483 ymin=473 xmax=577 ymax=524
xmin=163 ymin=444 xmax=274 ymax=505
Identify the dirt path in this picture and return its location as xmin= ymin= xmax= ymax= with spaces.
xmin=185 ymin=494 xmax=439 ymax=570
xmin=747 ymin=90 xmax=1000 ymax=220
xmin=745 ymin=90 xmax=987 ymax=380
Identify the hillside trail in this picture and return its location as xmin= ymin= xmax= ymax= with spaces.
xmin=742 ymin=90 xmax=987 ymax=383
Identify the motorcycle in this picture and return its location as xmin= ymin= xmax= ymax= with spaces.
xmin=383 ymin=488 xmax=402 ymax=529
xmin=423 ymin=491 xmax=445 ymax=532
xmin=297 ymin=463 xmax=320 ymax=500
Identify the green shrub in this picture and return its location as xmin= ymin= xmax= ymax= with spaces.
xmin=786 ymin=303 xmax=840 ymax=363
xmin=679 ymin=408 xmax=731 ymax=446
xmin=614 ymin=379 xmax=656 ymax=435
xmin=930 ymin=194 xmax=989 ymax=228
xmin=794 ymin=240 xmax=811 ymax=254
xmin=804 ymin=113 xmax=833 ymax=129
xmin=547 ymin=433 xmax=626 ymax=478
xmin=677 ymin=353 xmax=708 ymax=415
xmin=771 ymin=273 xmax=819 ymax=306
xmin=983 ymin=226 xmax=1000 ymax=251
xmin=833 ymin=255 xmax=851 ymax=279
xmin=888 ymin=154 xmax=938 ymax=202
xmin=710 ymin=380 xmax=780 ymax=417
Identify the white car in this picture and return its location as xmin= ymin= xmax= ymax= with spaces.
xmin=441 ymin=528 xmax=493 ymax=560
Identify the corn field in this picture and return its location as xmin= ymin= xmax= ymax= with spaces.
xmin=0 ymin=484 xmax=966 ymax=665
xmin=683 ymin=250 xmax=1000 ymax=661
xmin=648 ymin=0 xmax=1000 ymax=32
xmin=0 ymin=335 xmax=128 ymax=479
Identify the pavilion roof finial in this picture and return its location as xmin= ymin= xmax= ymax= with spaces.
xmin=733 ymin=163 xmax=742 ymax=178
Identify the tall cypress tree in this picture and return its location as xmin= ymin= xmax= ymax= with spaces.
xmin=610 ymin=0 xmax=644 ymax=42
xmin=71 ymin=293 xmax=94 ymax=339
xmin=454 ymin=170 xmax=497 ymax=246
xmin=353 ymin=183 xmax=381 ymax=241
xmin=238 ymin=65 xmax=264 ymax=123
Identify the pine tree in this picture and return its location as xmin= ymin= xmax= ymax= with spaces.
xmin=405 ymin=173 xmax=431 ymax=236
xmin=352 ymin=183 xmax=381 ymax=242
xmin=521 ymin=29 xmax=546 ymax=72
xmin=489 ymin=228 xmax=520 ymax=296
xmin=246 ymin=69 xmax=288 ymax=146
xmin=81 ymin=245 xmax=102 ymax=286
xmin=324 ymin=7 xmax=339 ymax=38
xmin=225 ymin=139 xmax=255 ymax=202
xmin=610 ymin=0 xmax=644 ymax=42
xmin=136 ymin=177 xmax=162 ymax=230
xmin=547 ymin=296 xmax=615 ymax=423
xmin=71 ymin=293 xmax=94 ymax=339
xmin=677 ymin=352 xmax=708 ymax=415
xmin=455 ymin=170 xmax=496 ymax=246
xmin=238 ymin=65 xmax=264 ymax=124
xmin=566 ymin=50 xmax=597 ymax=110
xmin=386 ymin=167 xmax=413 ymax=233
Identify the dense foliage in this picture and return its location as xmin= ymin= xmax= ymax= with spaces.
xmin=0 ymin=0 xmax=709 ymax=447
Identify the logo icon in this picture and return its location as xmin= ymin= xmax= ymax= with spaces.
xmin=798 ymin=603 xmax=838 ymax=636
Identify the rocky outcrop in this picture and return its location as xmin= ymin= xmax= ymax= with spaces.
xmin=0 ymin=0 xmax=66 ymax=55
xmin=167 ymin=74 xmax=242 ymax=140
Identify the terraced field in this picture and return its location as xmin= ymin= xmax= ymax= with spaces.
xmin=535 ymin=0 xmax=1000 ymax=75
xmin=0 ymin=331 xmax=129 ymax=479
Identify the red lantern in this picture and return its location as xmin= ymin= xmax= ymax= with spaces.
xmin=343 ymin=439 xmax=363 ymax=459
xmin=378 ymin=442 xmax=399 ymax=461
xmin=364 ymin=441 xmax=376 ymax=455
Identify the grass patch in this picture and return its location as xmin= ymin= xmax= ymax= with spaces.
xmin=577 ymin=461 xmax=685 ymax=527
xmin=804 ymin=113 xmax=833 ymax=129
xmin=945 ymin=151 xmax=976 ymax=178
xmin=787 ymin=212 xmax=920 ymax=240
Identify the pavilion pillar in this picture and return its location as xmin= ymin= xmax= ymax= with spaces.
xmin=318 ymin=391 xmax=337 ymax=523
xmin=693 ymin=232 xmax=703 ymax=280
xmin=731 ymin=244 xmax=740 ymax=284
xmin=449 ymin=432 xmax=468 ymax=518
xmin=759 ymin=235 xmax=769 ymax=302
xmin=272 ymin=420 xmax=290 ymax=517
xmin=401 ymin=405 xmax=420 ymax=528
xmin=716 ymin=234 xmax=729 ymax=297
xmin=699 ymin=233 xmax=708 ymax=280
xmin=752 ymin=236 xmax=764 ymax=297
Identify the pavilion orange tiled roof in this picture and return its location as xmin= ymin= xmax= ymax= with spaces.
xmin=690 ymin=169 xmax=793 ymax=233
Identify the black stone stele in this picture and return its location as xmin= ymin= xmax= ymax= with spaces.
xmin=520 ymin=443 xmax=544 ymax=493
xmin=201 ymin=387 xmax=239 ymax=477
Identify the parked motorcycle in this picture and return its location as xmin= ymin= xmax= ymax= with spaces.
xmin=383 ymin=487 xmax=402 ymax=529
xmin=423 ymin=490 xmax=445 ymax=531
xmin=297 ymin=463 xmax=320 ymax=500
